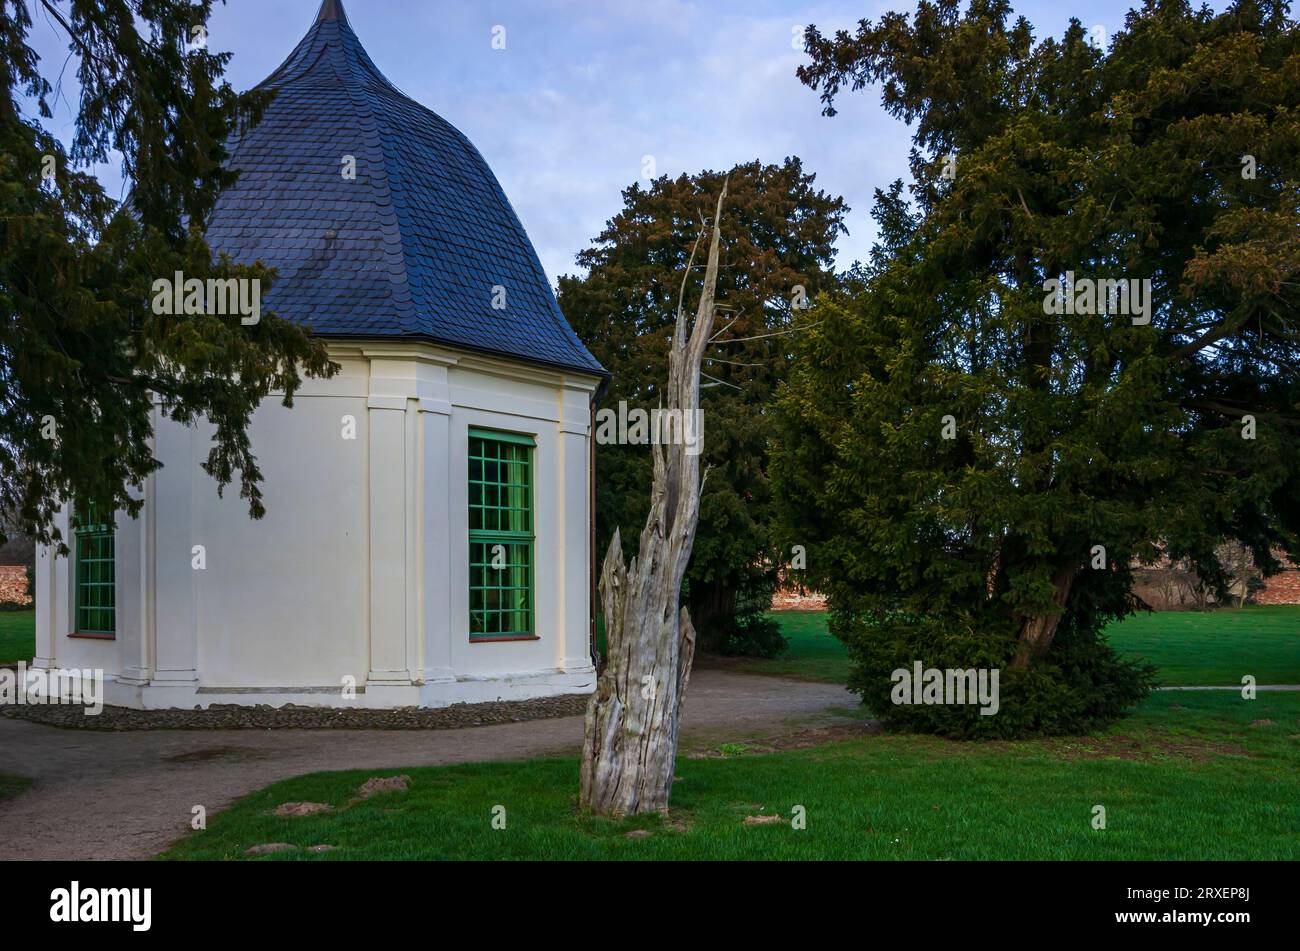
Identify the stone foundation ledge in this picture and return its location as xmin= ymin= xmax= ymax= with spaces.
xmin=0 ymin=692 xmax=591 ymax=731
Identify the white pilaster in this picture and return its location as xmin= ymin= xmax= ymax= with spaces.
xmin=113 ymin=485 xmax=154 ymax=686
xmin=366 ymin=396 xmax=410 ymax=685
xmin=365 ymin=354 xmax=422 ymax=691
xmin=148 ymin=413 xmax=196 ymax=686
xmin=557 ymin=382 xmax=594 ymax=673
xmin=419 ymin=359 xmax=456 ymax=683
xmin=31 ymin=509 xmax=62 ymax=670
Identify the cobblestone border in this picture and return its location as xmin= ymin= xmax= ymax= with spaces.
xmin=0 ymin=693 xmax=591 ymax=731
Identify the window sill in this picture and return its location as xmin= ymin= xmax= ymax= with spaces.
xmin=68 ymin=632 xmax=115 ymax=640
xmin=469 ymin=635 xmax=540 ymax=643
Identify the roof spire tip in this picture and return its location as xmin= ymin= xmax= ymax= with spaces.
xmin=315 ymin=0 xmax=349 ymax=25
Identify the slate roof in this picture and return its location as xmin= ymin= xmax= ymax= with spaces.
xmin=205 ymin=0 xmax=605 ymax=377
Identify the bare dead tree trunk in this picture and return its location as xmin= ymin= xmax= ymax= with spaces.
xmin=579 ymin=185 xmax=726 ymax=817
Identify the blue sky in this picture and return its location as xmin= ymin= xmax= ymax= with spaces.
xmin=25 ymin=0 xmax=1161 ymax=282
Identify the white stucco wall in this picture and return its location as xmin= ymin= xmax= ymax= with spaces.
xmin=33 ymin=341 xmax=600 ymax=709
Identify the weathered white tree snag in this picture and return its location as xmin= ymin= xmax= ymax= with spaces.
xmin=579 ymin=185 xmax=727 ymax=817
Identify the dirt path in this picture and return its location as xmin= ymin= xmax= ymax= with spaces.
xmin=0 ymin=670 xmax=852 ymax=860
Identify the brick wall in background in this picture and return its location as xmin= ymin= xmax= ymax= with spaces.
xmin=773 ymin=566 xmax=1300 ymax=611
xmin=0 ymin=565 xmax=32 ymax=606
xmin=771 ymin=584 xmax=826 ymax=611
xmin=1257 ymin=570 xmax=1300 ymax=605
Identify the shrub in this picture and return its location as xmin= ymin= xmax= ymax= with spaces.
xmin=834 ymin=611 xmax=1155 ymax=739
xmin=711 ymin=612 xmax=786 ymax=658
xmin=706 ymin=579 xmax=787 ymax=658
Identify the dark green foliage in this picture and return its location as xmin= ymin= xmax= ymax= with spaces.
xmin=0 ymin=1 xmax=335 ymax=550
xmin=776 ymin=0 xmax=1300 ymax=734
xmin=559 ymin=159 xmax=847 ymax=653
xmin=696 ymin=576 xmax=787 ymax=658
xmin=835 ymin=611 xmax=1155 ymax=738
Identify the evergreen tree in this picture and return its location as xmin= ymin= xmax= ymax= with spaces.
xmin=775 ymin=0 xmax=1300 ymax=735
xmin=1 ymin=0 xmax=334 ymax=549
xmin=559 ymin=159 xmax=847 ymax=655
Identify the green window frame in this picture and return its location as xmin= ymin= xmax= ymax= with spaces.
xmin=73 ymin=502 xmax=116 ymax=636
xmin=468 ymin=428 xmax=535 ymax=640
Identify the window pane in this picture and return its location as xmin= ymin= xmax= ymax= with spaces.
xmin=468 ymin=433 xmax=534 ymax=638
xmin=74 ymin=505 xmax=116 ymax=635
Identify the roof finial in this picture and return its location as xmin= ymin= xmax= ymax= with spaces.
xmin=315 ymin=0 xmax=349 ymax=25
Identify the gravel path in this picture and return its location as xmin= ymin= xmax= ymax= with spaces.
xmin=0 ymin=670 xmax=852 ymax=860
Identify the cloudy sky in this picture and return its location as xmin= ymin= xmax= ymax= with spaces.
xmin=26 ymin=0 xmax=1168 ymax=283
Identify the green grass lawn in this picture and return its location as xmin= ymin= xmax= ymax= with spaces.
xmin=1106 ymin=605 xmax=1300 ymax=686
xmin=0 ymin=609 xmax=35 ymax=665
xmin=713 ymin=610 xmax=850 ymax=683
xmin=728 ymin=606 xmax=1300 ymax=687
xmin=162 ymin=690 xmax=1300 ymax=861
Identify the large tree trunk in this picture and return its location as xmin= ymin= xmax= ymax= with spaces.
xmin=1011 ymin=563 xmax=1078 ymax=668
xmin=579 ymin=186 xmax=726 ymax=817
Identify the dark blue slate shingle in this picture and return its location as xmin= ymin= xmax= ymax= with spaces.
xmin=206 ymin=0 xmax=605 ymax=377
